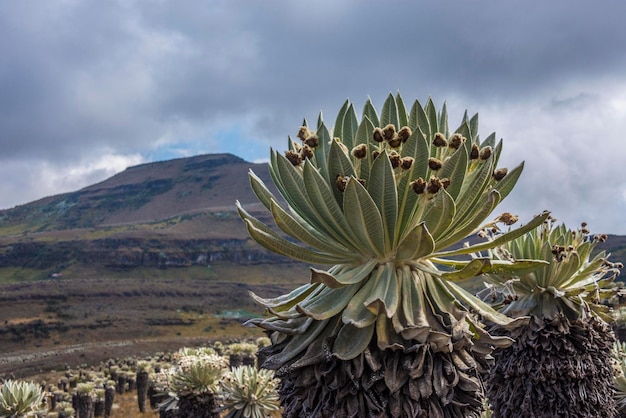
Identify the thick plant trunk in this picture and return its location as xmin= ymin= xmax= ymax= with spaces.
xmin=242 ymin=354 xmax=256 ymax=367
xmin=229 ymin=354 xmax=242 ymax=369
xmin=94 ymin=398 xmax=105 ymax=417
xmin=262 ymin=334 xmax=488 ymax=418
xmin=176 ymin=394 xmax=220 ymax=418
xmin=136 ymin=370 xmax=150 ymax=413
xmin=116 ymin=374 xmax=127 ymax=394
xmin=76 ymin=392 xmax=95 ymax=418
xmin=486 ymin=315 xmax=617 ymax=418
xmin=104 ymin=386 xmax=115 ymax=418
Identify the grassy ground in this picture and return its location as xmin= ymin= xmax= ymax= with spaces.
xmin=0 ymin=262 xmax=309 ymax=378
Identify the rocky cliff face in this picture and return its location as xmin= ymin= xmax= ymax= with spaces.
xmin=0 ymin=237 xmax=286 ymax=270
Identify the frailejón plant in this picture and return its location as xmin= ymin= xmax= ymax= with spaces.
xmin=221 ymin=365 xmax=281 ymax=418
xmin=238 ymin=93 xmax=549 ymax=417
xmin=483 ymin=219 xmax=622 ymax=417
xmin=0 ymin=380 xmax=45 ymax=417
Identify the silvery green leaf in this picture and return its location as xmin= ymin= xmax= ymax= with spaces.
xmin=270 ymin=199 xmax=352 ymax=256
xmin=302 ymin=161 xmax=363 ymax=251
xmin=343 ymin=178 xmax=385 ymax=257
xmin=296 ymin=283 xmax=359 ymax=320
xmin=341 ymin=103 xmax=358 ymax=151
xmin=380 ymin=92 xmax=399 ymax=129
xmin=422 ymin=189 xmax=456 ymax=242
xmin=395 ymin=91 xmax=409 ymax=128
xmin=396 ymin=223 xmax=435 ymax=262
xmin=327 ymin=139 xmax=356 ymax=204
xmin=367 ymin=150 xmax=398 ymax=252
xmin=248 ymin=170 xmax=276 ymax=211
xmin=333 ymin=322 xmax=375 ymax=360
xmin=362 ymin=97 xmax=380 ymax=127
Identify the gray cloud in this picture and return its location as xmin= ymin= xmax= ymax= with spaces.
xmin=0 ymin=0 xmax=625 ymax=233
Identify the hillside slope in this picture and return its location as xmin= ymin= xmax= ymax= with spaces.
xmin=0 ymin=153 xmax=287 ymax=278
xmin=0 ymin=153 xmax=270 ymax=233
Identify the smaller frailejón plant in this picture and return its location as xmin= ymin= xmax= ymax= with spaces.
xmin=482 ymin=219 xmax=622 ymax=418
xmin=238 ymin=93 xmax=550 ymax=417
xmin=0 ymin=380 xmax=45 ymax=417
xmin=158 ymin=349 xmax=227 ymax=418
xmin=221 ymin=365 xmax=281 ymax=418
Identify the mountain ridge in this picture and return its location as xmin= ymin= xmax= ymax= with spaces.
xmin=0 ymin=153 xmax=288 ymax=278
xmin=0 ymin=153 xmax=268 ymax=232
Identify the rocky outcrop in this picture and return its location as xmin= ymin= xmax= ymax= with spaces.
xmin=0 ymin=238 xmax=286 ymax=270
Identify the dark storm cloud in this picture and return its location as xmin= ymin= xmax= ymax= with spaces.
xmin=0 ymin=0 xmax=625 ymax=232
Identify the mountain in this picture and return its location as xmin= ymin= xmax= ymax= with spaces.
xmin=0 ymin=153 xmax=288 ymax=278
xmin=0 ymin=153 xmax=268 ymax=232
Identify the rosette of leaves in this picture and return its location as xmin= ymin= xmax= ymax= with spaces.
xmin=221 ymin=365 xmax=281 ymax=418
xmin=238 ymin=93 xmax=549 ymax=417
xmin=482 ymin=220 xmax=622 ymax=417
xmin=161 ymin=354 xmax=228 ymax=418
xmin=0 ymin=380 xmax=45 ymax=417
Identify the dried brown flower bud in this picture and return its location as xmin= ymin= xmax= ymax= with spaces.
xmin=297 ymin=126 xmax=309 ymax=141
xmin=372 ymin=150 xmax=380 ymax=160
xmin=356 ymin=178 xmax=366 ymax=187
xmin=440 ymin=177 xmax=451 ymax=189
xmin=285 ymin=150 xmax=302 ymax=166
xmin=301 ymin=145 xmax=314 ymax=160
xmin=428 ymin=157 xmax=443 ymax=171
xmin=581 ymin=222 xmax=588 ymax=227
xmin=411 ymin=177 xmax=426 ymax=194
xmin=493 ymin=168 xmax=508 ymax=181
xmin=448 ymin=133 xmax=465 ymax=149
xmin=433 ymin=133 xmax=448 ymax=147
xmin=551 ymin=245 xmax=566 ymax=254
xmin=400 ymin=157 xmax=414 ymax=170
xmin=373 ymin=127 xmax=384 ymax=143
xmin=594 ymin=234 xmax=608 ymax=242
xmin=389 ymin=151 xmax=401 ymax=168
xmin=398 ymin=126 xmax=412 ymax=143
xmin=427 ymin=177 xmax=442 ymax=194
xmin=335 ymin=174 xmax=348 ymax=192
xmin=497 ymin=212 xmax=519 ymax=226
xmin=351 ymin=144 xmax=368 ymax=159
xmin=581 ymin=228 xmax=590 ymax=235
xmin=304 ymin=134 xmax=319 ymax=148
xmin=479 ymin=146 xmax=492 ymax=160
xmin=552 ymin=244 xmax=567 ymax=262
xmin=470 ymin=144 xmax=480 ymax=160
xmin=382 ymin=124 xmax=396 ymax=141
xmin=388 ymin=136 xmax=402 ymax=148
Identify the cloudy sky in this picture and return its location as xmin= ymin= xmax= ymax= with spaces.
xmin=1 ymin=1 xmax=625 ymax=234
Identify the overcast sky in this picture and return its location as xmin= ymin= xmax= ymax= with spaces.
xmin=1 ymin=1 xmax=625 ymax=234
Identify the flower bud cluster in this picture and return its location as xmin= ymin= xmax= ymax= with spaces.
xmin=410 ymin=176 xmax=450 ymax=196
xmin=285 ymin=122 xmax=507 ymax=201
xmin=286 ymin=126 xmax=321 ymax=166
